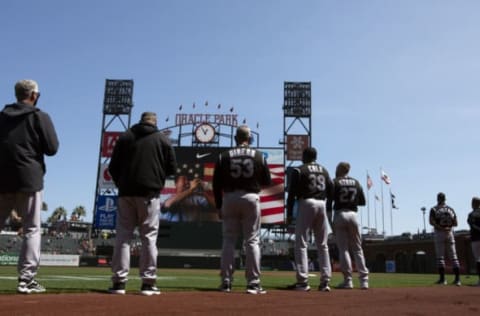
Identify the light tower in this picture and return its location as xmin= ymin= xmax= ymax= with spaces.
xmin=92 ymin=79 xmax=134 ymax=234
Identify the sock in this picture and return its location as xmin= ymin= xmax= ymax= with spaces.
xmin=453 ymin=267 xmax=460 ymax=281
xmin=438 ymin=267 xmax=445 ymax=281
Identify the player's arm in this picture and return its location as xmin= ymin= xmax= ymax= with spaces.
xmin=108 ymin=135 xmax=125 ymax=185
xmin=286 ymin=168 xmax=300 ymax=224
xmin=356 ymin=181 xmax=366 ymax=206
xmin=429 ymin=208 xmax=442 ymax=230
xmin=259 ymin=153 xmax=272 ymax=186
xmin=326 ymin=181 xmax=335 ymax=231
xmin=452 ymin=209 xmax=458 ymax=227
xmin=212 ymin=155 xmax=224 ymax=211
xmin=163 ymin=179 xmax=200 ymax=208
xmin=162 ymin=137 xmax=177 ymax=177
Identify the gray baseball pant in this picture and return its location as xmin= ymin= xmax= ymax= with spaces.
xmin=473 ymin=241 xmax=480 ymax=263
xmin=220 ymin=191 xmax=261 ymax=285
xmin=111 ymin=196 xmax=160 ymax=285
xmin=333 ymin=210 xmax=369 ymax=283
xmin=0 ymin=191 xmax=42 ymax=281
xmin=294 ymin=198 xmax=331 ymax=284
xmin=434 ymin=229 xmax=460 ymax=268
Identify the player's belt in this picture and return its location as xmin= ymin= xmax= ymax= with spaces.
xmin=224 ymin=189 xmax=259 ymax=194
xmin=299 ymin=197 xmax=325 ymax=201
xmin=335 ymin=208 xmax=357 ymax=212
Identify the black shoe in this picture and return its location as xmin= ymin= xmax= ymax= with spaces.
xmin=286 ymin=282 xmax=311 ymax=291
xmin=219 ymin=281 xmax=232 ymax=293
xmin=17 ymin=279 xmax=46 ymax=294
xmin=108 ymin=282 xmax=126 ymax=294
xmin=318 ymin=282 xmax=331 ymax=292
xmin=246 ymin=283 xmax=267 ymax=294
xmin=140 ymin=283 xmax=161 ymax=296
xmin=435 ymin=279 xmax=447 ymax=285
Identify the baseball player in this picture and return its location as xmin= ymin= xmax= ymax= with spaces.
xmin=327 ymin=162 xmax=369 ymax=290
xmin=429 ymin=192 xmax=461 ymax=286
xmin=467 ymin=197 xmax=480 ymax=286
xmin=286 ymin=147 xmax=333 ymax=292
xmin=108 ymin=112 xmax=177 ymax=295
xmin=213 ymin=125 xmax=271 ymax=294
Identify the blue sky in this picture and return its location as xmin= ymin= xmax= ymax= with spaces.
xmin=1 ymin=0 xmax=479 ymax=235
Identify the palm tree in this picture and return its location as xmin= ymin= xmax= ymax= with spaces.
xmin=71 ymin=205 xmax=87 ymax=221
xmin=47 ymin=206 xmax=67 ymax=224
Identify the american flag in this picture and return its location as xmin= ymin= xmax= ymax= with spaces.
xmin=260 ymin=163 xmax=285 ymax=224
xmin=160 ymin=147 xmax=285 ymax=224
xmin=367 ymin=174 xmax=373 ymax=190
xmin=161 ymin=162 xmax=284 ymax=223
xmin=381 ymin=170 xmax=392 ymax=185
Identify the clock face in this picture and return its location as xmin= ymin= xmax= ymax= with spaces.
xmin=195 ymin=123 xmax=215 ymax=143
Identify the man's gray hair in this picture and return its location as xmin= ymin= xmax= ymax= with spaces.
xmin=15 ymin=79 xmax=39 ymax=101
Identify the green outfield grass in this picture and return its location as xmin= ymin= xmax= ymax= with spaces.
xmin=0 ymin=266 xmax=477 ymax=294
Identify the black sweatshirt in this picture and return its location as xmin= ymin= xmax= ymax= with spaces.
xmin=0 ymin=102 xmax=59 ymax=192
xmin=109 ymin=122 xmax=177 ymax=198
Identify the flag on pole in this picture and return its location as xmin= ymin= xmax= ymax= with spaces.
xmin=205 ymin=101 xmax=208 ymax=107
xmin=367 ymin=174 xmax=373 ymax=190
xmin=390 ymin=191 xmax=398 ymax=209
xmin=381 ymin=170 xmax=391 ymax=185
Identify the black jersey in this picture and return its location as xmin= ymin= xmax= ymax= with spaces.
xmin=286 ymin=162 xmax=332 ymax=217
xmin=429 ymin=204 xmax=457 ymax=230
xmin=327 ymin=176 xmax=366 ymax=212
xmin=212 ymin=146 xmax=271 ymax=209
xmin=467 ymin=209 xmax=480 ymax=241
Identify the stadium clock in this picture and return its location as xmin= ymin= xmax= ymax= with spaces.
xmin=195 ymin=123 xmax=215 ymax=143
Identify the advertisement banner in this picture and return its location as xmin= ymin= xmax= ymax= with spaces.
xmin=94 ymin=195 xmax=118 ymax=229
xmin=286 ymin=135 xmax=309 ymax=161
xmin=98 ymin=163 xmax=116 ymax=190
xmin=101 ymin=131 xmax=122 ymax=157
xmin=40 ymin=254 xmax=79 ymax=267
xmin=0 ymin=253 xmax=18 ymax=266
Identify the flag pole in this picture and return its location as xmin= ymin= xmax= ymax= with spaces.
xmin=374 ymin=193 xmax=378 ymax=233
xmin=366 ymin=171 xmax=371 ymax=233
xmin=389 ymin=188 xmax=393 ymax=236
xmin=380 ymin=168 xmax=385 ymax=236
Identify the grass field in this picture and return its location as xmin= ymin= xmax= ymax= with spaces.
xmin=1 ymin=266 xmax=477 ymax=294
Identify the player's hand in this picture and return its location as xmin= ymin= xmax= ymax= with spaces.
xmin=286 ymin=216 xmax=294 ymax=226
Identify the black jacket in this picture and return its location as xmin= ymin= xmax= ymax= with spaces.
xmin=0 ymin=102 xmax=59 ymax=193
xmin=108 ymin=122 xmax=177 ymax=197
xmin=286 ymin=162 xmax=333 ymax=218
xmin=212 ymin=145 xmax=271 ymax=209
xmin=327 ymin=176 xmax=366 ymax=212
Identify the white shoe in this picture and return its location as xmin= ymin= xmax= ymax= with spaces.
xmin=360 ymin=280 xmax=369 ymax=290
xmin=336 ymin=280 xmax=353 ymax=289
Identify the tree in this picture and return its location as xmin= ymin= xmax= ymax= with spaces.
xmin=71 ymin=205 xmax=87 ymax=221
xmin=47 ymin=206 xmax=67 ymax=224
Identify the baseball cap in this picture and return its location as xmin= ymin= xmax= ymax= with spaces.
xmin=472 ymin=197 xmax=480 ymax=208
xmin=437 ymin=192 xmax=446 ymax=202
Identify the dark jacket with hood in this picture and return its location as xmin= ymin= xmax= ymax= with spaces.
xmin=0 ymin=102 xmax=59 ymax=193
xmin=108 ymin=122 xmax=177 ymax=198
